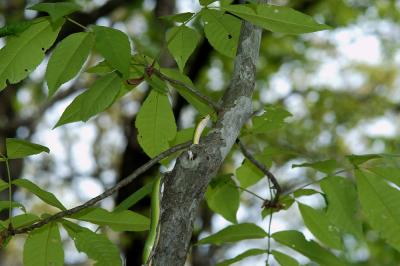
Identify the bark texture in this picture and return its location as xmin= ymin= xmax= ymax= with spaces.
xmin=152 ymin=17 xmax=263 ymax=266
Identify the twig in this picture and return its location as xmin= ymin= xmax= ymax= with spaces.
xmin=151 ymin=68 xmax=222 ymax=112
xmin=0 ymin=141 xmax=192 ymax=239
xmin=65 ymin=17 xmax=88 ymax=31
xmin=236 ymin=139 xmax=281 ymax=206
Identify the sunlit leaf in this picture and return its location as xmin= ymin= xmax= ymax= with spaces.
xmin=216 ymin=248 xmax=266 ymax=266
xmin=222 ymin=4 xmax=331 ymax=34
xmin=0 ymin=201 xmax=26 ymax=213
xmin=23 ymin=223 xmax=63 ymax=266
xmin=320 ymin=176 xmax=363 ymax=239
xmin=198 ymin=223 xmax=267 ymax=245
xmin=346 ymin=154 xmax=381 ymax=166
xmin=46 ymin=32 xmax=94 ymax=96
xmin=0 ymin=17 xmax=64 ymax=91
xmin=6 ymin=138 xmax=49 ymax=159
xmin=93 ymin=26 xmax=131 ymax=78
xmin=201 ymin=9 xmax=241 ymax=58
xmin=356 ymin=170 xmax=400 ymax=251
xmin=135 ymin=90 xmax=177 ymax=158
xmin=292 ymin=159 xmax=338 ymax=174
xmin=11 ymin=213 xmax=39 ymax=228
xmin=13 ymin=179 xmax=66 ymax=211
xmin=55 ymin=72 xmax=123 ymax=127
xmin=250 ymin=105 xmax=292 ymax=134
xmin=166 ymin=25 xmax=200 ymax=71
xmin=71 ymin=207 xmax=150 ymax=231
xmin=293 ymin=188 xmax=321 ymax=198
xmin=28 ymin=2 xmax=81 ymax=21
xmin=159 ymin=12 xmax=194 ymax=23
xmin=200 ymin=0 xmax=218 ymax=5
xmin=298 ymin=203 xmax=342 ymax=250
xmin=205 ymin=175 xmax=239 ymax=223
xmin=272 ymin=250 xmax=299 ymax=266
xmin=272 ymin=230 xmax=345 ymax=266
xmin=236 ymin=159 xmax=264 ymax=188
xmin=63 ymin=220 xmax=122 ymax=266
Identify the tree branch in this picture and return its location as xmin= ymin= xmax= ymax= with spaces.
xmin=236 ymin=139 xmax=281 ymax=206
xmin=152 ymin=9 xmax=265 ymax=265
xmin=0 ymin=141 xmax=191 ymax=240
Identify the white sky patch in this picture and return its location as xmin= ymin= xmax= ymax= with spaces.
xmin=337 ymin=33 xmax=382 ymax=65
xmin=74 ymin=177 xmax=104 ymax=200
xmin=71 ymin=124 xmax=97 ymax=173
xmin=362 ymin=116 xmax=397 ymax=138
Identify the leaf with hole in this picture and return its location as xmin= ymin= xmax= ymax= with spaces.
xmin=201 ymin=9 xmax=241 ymax=58
xmin=6 ymin=138 xmax=49 ymax=159
xmin=0 ymin=17 xmax=64 ymax=91
xmin=46 ymin=32 xmax=94 ymax=96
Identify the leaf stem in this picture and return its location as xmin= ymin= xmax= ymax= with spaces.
xmin=65 ymin=17 xmax=88 ymax=31
xmin=5 ymin=159 xmax=13 ymax=226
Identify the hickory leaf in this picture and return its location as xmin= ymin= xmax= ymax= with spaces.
xmin=46 ymin=32 xmax=94 ymax=96
xmin=6 ymin=138 xmax=49 ymax=159
xmin=0 ymin=17 xmax=64 ymax=91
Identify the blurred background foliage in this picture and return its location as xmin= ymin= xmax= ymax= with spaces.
xmin=0 ymin=0 xmax=399 ymax=265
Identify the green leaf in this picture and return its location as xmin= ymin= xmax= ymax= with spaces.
xmin=6 ymin=138 xmax=49 ymax=159
xmin=28 ymin=2 xmax=81 ymax=21
xmin=0 ymin=179 xmax=8 ymax=192
xmin=198 ymin=223 xmax=267 ymax=245
xmin=236 ymin=159 xmax=264 ymax=188
xmin=62 ymin=220 xmax=122 ymax=266
xmin=293 ymin=188 xmax=321 ymax=198
xmin=159 ymin=12 xmax=194 ymax=23
xmin=320 ymin=176 xmax=363 ymax=239
xmin=346 ymin=154 xmax=381 ymax=166
xmin=272 ymin=250 xmax=299 ymax=266
xmin=12 ymin=179 xmax=66 ymax=211
xmin=135 ymin=90 xmax=177 ymax=158
xmin=11 ymin=213 xmax=39 ymax=228
xmin=23 ymin=223 xmax=63 ymax=266
xmin=367 ymin=166 xmax=400 ymax=187
xmin=356 ymin=169 xmax=400 ymax=251
xmin=0 ymin=21 xmax=33 ymax=37
xmin=272 ymin=230 xmax=345 ymax=266
xmin=201 ymin=9 xmax=241 ymax=58
xmin=93 ymin=26 xmax=131 ymax=77
xmin=292 ymin=159 xmax=338 ymax=174
xmin=54 ymin=72 xmax=123 ymax=127
xmin=0 ymin=17 xmax=64 ymax=91
xmin=250 ymin=105 xmax=292 ymax=134
xmin=46 ymin=32 xmax=95 ymax=96
xmin=169 ymin=127 xmax=195 ymax=146
xmin=86 ymin=60 xmax=114 ymax=74
xmin=222 ymin=4 xmax=331 ymax=34
xmin=114 ymin=181 xmax=154 ymax=212
xmin=200 ymin=0 xmax=218 ymax=5
xmin=71 ymin=207 xmax=149 ymax=231
xmin=298 ymin=203 xmax=342 ymax=250
xmin=216 ymin=248 xmax=266 ymax=266
xmin=0 ymin=201 xmax=26 ymax=213
xmin=166 ymin=26 xmax=200 ymax=72
xmin=160 ymin=68 xmax=214 ymax=116
xmin=205 ymin=175 xmax=239 ymax=223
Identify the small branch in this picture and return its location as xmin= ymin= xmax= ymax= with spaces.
xmin=151 ymin=68 xmax=222 ymax=112
xmin=236 ymin=139 xmax=281 ymax=206
xmin=0 ymin=141 xmax=192 ymax=239
xmin=65 ymin=17 xmax=89 ymax=31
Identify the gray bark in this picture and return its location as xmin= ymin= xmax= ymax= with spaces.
xmin=152 ymin=16 xmax=264 ymax=266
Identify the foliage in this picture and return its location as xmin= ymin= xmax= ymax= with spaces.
xmin=0 ymin=0 xmax=398 ymax=265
